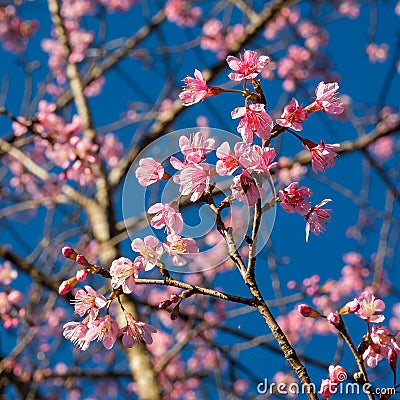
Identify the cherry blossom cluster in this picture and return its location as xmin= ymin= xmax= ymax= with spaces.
xmin=59 ymin=247 xmax=157 ymax=351
xmin=0 ymin=4 xmax=38 ymax=53
xmin=59 ymin=49 xmax=344 ymax=353
xmin=299 ymin=289 xmax=400 ymax=384
xmin=0 ymin=261 xmax=24 ymax=329
xmin=176 ymin=49 xmax=343 ymax=240
xmin=9 ymin=101 xmax=123 ymax=188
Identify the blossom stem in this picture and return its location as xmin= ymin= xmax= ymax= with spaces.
xmin=333 ymin=316 xmax=375 ymax=400
xmin=219 ymin=88 xmax=247 ymax=95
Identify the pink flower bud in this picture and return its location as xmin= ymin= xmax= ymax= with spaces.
xmin=388 ymin=348 xmax=398 ymax=372
xmin=298 ymin=304 xmax=322 ymax=318
xmin=339 ymin=299 xmax=360 ymax=315
xmin=76 ymin=254 xmax=89 ymax=266
xmin=327 ymin=311 xmax=340 ymax=326
xmin=58 ymin=277 xmax=78 ymax=295
xmin=76 ymin=269 xmax=88 ymax=282
xmin=158 ymin=300 xmax=172 ymax=310
xmin=170 ymin=294 xmax=179 ymax=303
xmin=62 ymin=246 xmax=77 ymax=260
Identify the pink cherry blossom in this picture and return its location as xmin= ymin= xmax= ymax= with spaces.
xmin=148 ymin=202 xmax=183 ymax=234
xmin=0 ymin=261 xmax=18 ymax=285
xmin=173 ymin=162 xmax=210 ymax=202
xmin=215 ymin=141 xmax=251 ymax=176
xmin=71 ymin=285 xmax=107 ymax=320
xmin=63 ymin=318 xmax=91 ymax=350
xmin=179 ymin=131 xmax=215 ymax=163
xmin=179 ymin=69 xmax=222 ymax=106
xmin=85 ymin=316 xmax=120 ymax=350
xmin=356 ymin=291 xmax=385 ymax=323
xmin=305 ymin=199 xmax=332 ymax=242
xmin=110 ymin=257 xmax=141 ymax=294
xmin=131 ymin=236 xmax=163 ymax=271
xmin=165 ymin=0 xmax=202 ymax=27
xmin=121 ymin=313 xmax=157 ymax=347
xmin=306 ymin=81 xmax=344 ymax=115
xmin=135 ymin=157 xmax=166 ymax=186
xmin=226 ymin=50 xmax=270 ymax=81
xmin=279 ymin=182 xmax=312 ymax=216
xmin=302 ymin=139 xmax=340 ymax=173
xmin=230 ymin=171 xmax=266 ymax=206
xmin=163 ymin=234 xmax=199 ymax=266
xmin=231 ymin=103 xmax=273 ymax=143
xmin=248 ymin=145 xmax=277 ymax=172
xmin=276 ymin=98 xmax=308 ymax=131
xmin=363 ymin=325 xmax=391 ymax=367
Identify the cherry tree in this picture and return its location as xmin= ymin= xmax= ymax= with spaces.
xmin=0 ymin=1 xmax=399 ymax=399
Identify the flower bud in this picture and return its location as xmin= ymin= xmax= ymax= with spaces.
xmin=62 ymin=246 xmax=77 ymax=260
xmin=339 ymin=299 xmax=360 ymax=315
xmin=76 ymin=254 xmax=89 ymax=266
xmin=297 ymin=304 xmax=322 ymax=318
xmin=58 ymin=277 xmax=78 ymax=295
xmin=158 ymin=300 xmax=172 ymax=310
xmin=76 ymin=269 xmax=88 ymax=282
xmin=327 ymin=312 xmax=340 ymax=326
xmin=170 ymin=294 xmax=179 ymax=303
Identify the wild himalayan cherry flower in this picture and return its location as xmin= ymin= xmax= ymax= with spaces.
xmin=85 ymin=316 xmax=120 ymax=350
xmin=302 ymin=139 xmax=340 ymax=173
xmin=231 ymin=103 xmax=273 ymax=143
xmin=135 ymin=157 xmax=167 ymax=186
xmin=305 ymin=199 xmax=332 ymax=242
xmin=248 ymin=145 xmax=277 ymax=172
xmin=279 ymin=182 xmax=312 ymax=216
xmin=179 ymin=131 xmax=215 ymax=163
xmin=226 ymin=50 xmax=270 ymax=81
xmin=148 ymin=202 xmax=183 ymax=234
xmin=131 ymin=236 xmax=163 ymax=271
xmin=308 ymin=81 xmax=344 ymax=115
xmin=173 ymin=162 xmax=210 ymax=202
xmin=110 ymin=257 xmax=141 ymax=294
xmin=231 ymin=171 xmax=266 ymax=206
xmin=163 ymin=234 xmax=199 ymax=266
xmin=355 ymin=291 xmax=385 ymax=323
xmin=121 ymin=313 xmax=157 ymax=347
xmin=363 ymin=325 xmax=391 ymax=368
xmin=63 ymin=317 xmax=91 ymax=350
xmin=215 ymin=141 xmax=251 ymax=175
xmin=179 ymin=69 xmax=222 ymax=106
xmin=276 ymin=98 xmax=308 ymax=131
xmin=71 ymin=285 xmax=107 ymax=320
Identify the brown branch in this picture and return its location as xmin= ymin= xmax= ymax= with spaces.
xmin=134 ymin=278 xmax=254 ymax=306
